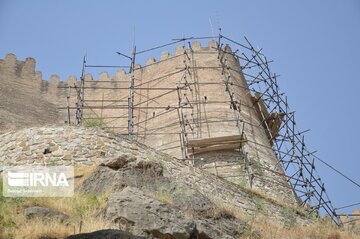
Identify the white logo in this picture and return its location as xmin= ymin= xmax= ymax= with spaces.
xmin=2 ymin=166 xmax=74 ymax=197
xmin=8 ymin=171 xmax=69 ymax=187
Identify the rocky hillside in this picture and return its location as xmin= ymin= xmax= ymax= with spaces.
xmin=0 ymin=126 xmax=358 ymax=239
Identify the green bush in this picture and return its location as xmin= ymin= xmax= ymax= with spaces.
xmin=82 ymin=117 xmax=104 ymax=127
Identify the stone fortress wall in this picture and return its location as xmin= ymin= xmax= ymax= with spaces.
xmin=0 ymin=41 xmax=298 ymax=206
xmin=0 ymin=127 xmax=117 ymax=166
xmin=0 ymin=54 xmax=62 ymax=131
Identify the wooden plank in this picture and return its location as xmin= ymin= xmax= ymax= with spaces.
xmin=187 ymin=139 xmax=247 ymax=148
xmin=251 ymin=93 xmax=285 ymax=144
xmin=250 ymin=95 xmax=261 ymax=120
xmin=188 ymin=142 xmax=245 ymax=155
xmin=270 ymin=113 xmax=284 ymax=138
xmin=254 ymin=92 xmax=269 ymax=119
xmin=187 ymin=135 xmax=245 ymax=147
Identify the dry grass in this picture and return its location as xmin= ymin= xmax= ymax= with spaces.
xmin=234 ymin=181 xmax=308 ymax=217
xmin=0 ymin=191 xmax=113 ymax=239
xmin=74 ymin=165 xmax=97 ymax=187
xmin=245 ymin=216 xmax=360 ymax=239
xmin=3 ymin=214 xmax=115 ymax=239
xmin=0 ymin=166 xmax=114 ymax=239
xmin=6 ymin=218 xmax=73 ymax=239
xmin=207 ymin=197 xmax=360 ymax=239
xmin=1 ymin=165 xmax=359 ymax=239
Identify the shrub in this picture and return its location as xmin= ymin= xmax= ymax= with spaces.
xmin=82 ymin=117 xmax=104 ymax=127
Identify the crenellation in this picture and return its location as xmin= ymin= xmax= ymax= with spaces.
xmin=175 ymin=45 xmax=185 ymax=55
xmin=5 ymin=53 xmax=17 ymax=63
xmin=223 ymin=44 xmax=233 ymax=54
xmin=1 ymin=54 xmax=37 ymax=81
xmin=49 ymin=74 xmax=60 ymax=87
xmin=134 ymin=64 xmax=142 ymax=70
xmin=115 ymin=69 xmax=127 ymax=80
xmin=66 ymin=75 xmax=77 ymax=86
xmin=99 ymin=72 xmax=109 ymax=81
xmin=160 ymin=51 xmax=170 ymax=60
xmin=85 ymin=73 xmax=93 ymax=81
xmin=190 ymin=41 xmax=202 ymax=50
xmin=208 ymin=40 xmax=217 ymax=49
xmin=4 ymin=53 xmax=18 ymax=75
xmin=21 ymin=57 xmax=36 ymax=79
xmin=146 ymin=57 xmax=156 ymax=65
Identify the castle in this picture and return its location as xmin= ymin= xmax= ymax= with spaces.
xmin=0 ymin=36 xmax=338 ymax=221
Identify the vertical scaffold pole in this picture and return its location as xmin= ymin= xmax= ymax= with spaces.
xmin=66 ymin=86 xmax=71 ymax=125
xmin=75 ymin=55 xmax=86 ymax=125
xmin=128 ymin=46 xmax=136 ymax=139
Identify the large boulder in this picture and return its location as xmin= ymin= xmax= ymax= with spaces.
xmin=79 ymin=156 xmax=164 ymax=195
xmin=79 ymin=156 xmax=251 ymax=239
xmin=24 ymin=206 xmax=70 ymax=223
xmin=100 ymin=153 xmax=138 ymax=170
xmin=104 ymin=187 xmax=196 ymax=239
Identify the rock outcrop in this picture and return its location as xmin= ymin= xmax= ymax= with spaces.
xmin=0 ymin=126 xmax=310 ymax=238
xmin=105 ymin=187 xmax=197 ymax=239
xmin=24 ymin=206 xmax=71 ymax=223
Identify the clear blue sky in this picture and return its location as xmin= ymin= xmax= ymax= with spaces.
xmin=1 ymin=0 xmax=359 ymax=215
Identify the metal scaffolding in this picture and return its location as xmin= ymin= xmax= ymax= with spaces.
xmin=60 ymin=34 xmax=341 ymax=223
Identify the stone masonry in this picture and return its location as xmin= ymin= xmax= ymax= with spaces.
xmin=0 ymin=126 xmax=139 ymax=167
xmin=0 ymin=41 xmax=298 ymax=206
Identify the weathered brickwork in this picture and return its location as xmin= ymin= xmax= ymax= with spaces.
xmin=0 ymin=126 xmax=123 ymax=166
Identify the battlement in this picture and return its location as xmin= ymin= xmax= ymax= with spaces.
xmin=0 ymin=41 xmax=234 ymax=92
xmin=0 ymin=53 xmax=36 ymax=79
xmin=0 ymin=53 xmax=76 ymax=90
xmin=142 ymin=40 xmax=229 ymax=68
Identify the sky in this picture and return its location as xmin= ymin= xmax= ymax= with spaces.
xmin=1 ymin=0 xmax=359 ymax=216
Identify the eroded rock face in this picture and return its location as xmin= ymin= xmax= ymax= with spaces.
xmin=105 ymin=187 xmax=195 ymax=239
xmin=100 ymin=153 xmax=138 ymax=170
xmin=78 ymin=158 xmax=256 ymax=239
xmin=79 ymin=158 xmax=215 ymax=216
xmin=103 ymin=186 xmax=249 ymax=239
xmin=79 ymin=157 xmax=165 ymax=195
